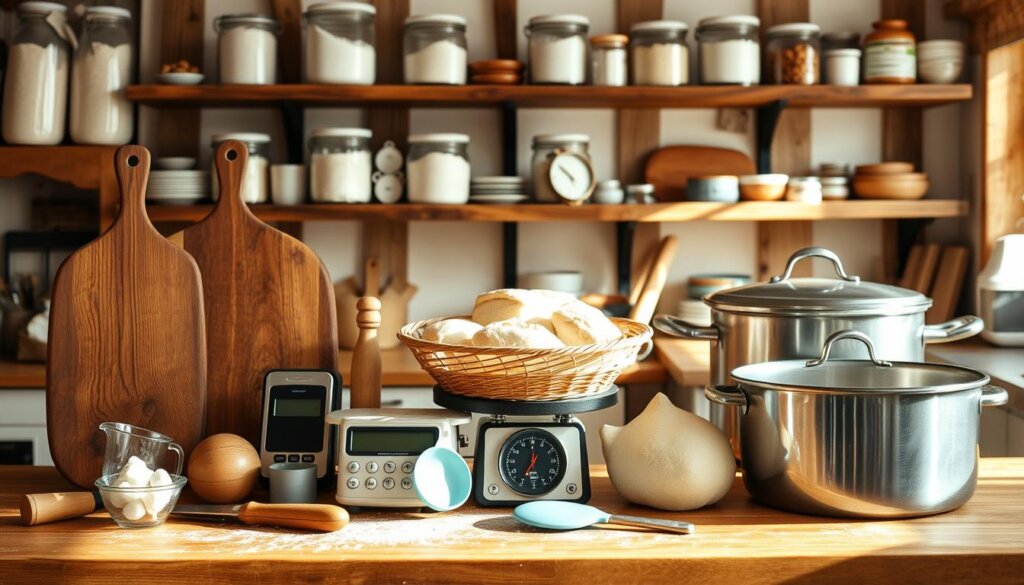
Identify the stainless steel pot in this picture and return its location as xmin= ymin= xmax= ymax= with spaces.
xmin=654 ymin=247 xmax=984 ymax=457
xmin=705 ymin=330 xmax=1008 ymax=518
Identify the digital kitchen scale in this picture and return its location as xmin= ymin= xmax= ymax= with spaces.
xmin=433 ymin=385 xmax=619 ymax=508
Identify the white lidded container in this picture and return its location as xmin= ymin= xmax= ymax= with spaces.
xmin=977 ymin=234 xmax=1024 ymax=346
xmin=825 ymin=48 xmax=861 ymax=86
xmin=210 ymin=132 xmax=272 ymax=204
xmin=531 ymin=134 xmax=590 ymax=202
xmin=695 ymin=15 xmax=761 ymax=85
xmin=2 ymin=1 xmax=71 ymax=145
xmin=526 ymin=14 xmax=589 ymax=85
xmin=590 ymin=34 xmax=628 ymax=87
xmin=71 ymin=6 xmax=133 ymax=145
xmin=403 ymin=14 xmax=468 ymax=84
xmin=407 ymin=133 xmax=470 ymax=204
xmin=630 ymin=20 xmax=689 ymax=86
xmin=215 ymin=14 xmax=280 ymax=84
xmin=303 ymin=2 xmax=376 ymax=84
xmin=309 ymin=128 xmax=373 ymax=203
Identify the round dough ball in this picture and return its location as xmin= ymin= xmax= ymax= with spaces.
xmin=601 ymin=393 xmax=735 ymax=511
xmin=187 ymin=433 xmax=261 ymax=504
xmin=470 ymin=289 xmax=574 ymax=331
xmin=471 ymin=319 xmax=566 ymax=349
xmin=552 ymin=300 xmax=623 ymax=346
xmin=422 ymin=318 xmax=482 ymax=345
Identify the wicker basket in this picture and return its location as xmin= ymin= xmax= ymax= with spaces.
xmin=398 ymin=317 xmax=652 ymax=401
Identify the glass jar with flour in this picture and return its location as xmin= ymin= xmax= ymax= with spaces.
xmin=215 ymin=14 xmax=280 ymax=84
xmin=590 ymin=34 xmax=628 ymax=87
xmin=71 ymin=6 xmax=133 ymax=145
xmin=531 ymin=134 xmax=590 ymax=202
xmin=526 ymin=15 xmax=589 ymax=85
xmin=630 ymin=20 xmax=689 ymax=86
xmin=303 ymin=2 xmax=376 ymax=84
xmin=2 ymin=1 xmax=71 ymax=145
xmin=210 ymin=133 xmax=271 ymax=204
xmin=309 ymin=128 xmax=373 ymax=203
xmin=695 ymin=15 xmax=761 ymax=85
xmin=407 ymin=133 xmax=470 ymax=204
xmin=403 ymin=14 xmax=467 ymax=84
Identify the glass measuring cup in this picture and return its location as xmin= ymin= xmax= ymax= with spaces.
xmin=99 ymin=422 xmax=184 ymax=477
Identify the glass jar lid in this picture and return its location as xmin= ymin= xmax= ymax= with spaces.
xmin=215 ymin=14 xmax=281 ymax=32
xmin=211 ymin=132 xmax=272 ymax=144
xmin=529 ymin=14 xmax=589 ymax=27
xmin=84 ymin=6 xmax=131 ymax=19
xmin=590 ymin=34 xmax=628 ymax=48
xmin=533 ymin=133 xmax=590 ymax=147
xmin=631 ymin=20 xmax=688 ymax=33
xmin=825 ymin=48 xmax=862 ymax=57
xmin=405 ymin=14 xmax=467 ymax=27
xmin=306 ymin=2 xmax=376 ymax=16
xmin=409 ymin=133 xmax=470 ymax=143
xmin=19 ymin=1 xmax=66 ymax=14
xmin=766 ymin=22 xmax=820 ymax=38
xmin=697 ymin=15 xmax=760 ymax=31
xmin=311 ymin=128 xmax=372 ymax=139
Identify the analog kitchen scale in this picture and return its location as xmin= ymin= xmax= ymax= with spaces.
xmin=433 ymin=384 xmax=619 ymax=507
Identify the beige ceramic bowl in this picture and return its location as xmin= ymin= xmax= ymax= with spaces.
xmin=738 ymin=174 xmax=789 ymax=201
xmin=853 ymin=173 xmax=929 ymax=200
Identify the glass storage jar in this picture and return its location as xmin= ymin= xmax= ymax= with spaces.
xmin=215 ymin=14 xmax=280 ymax=84
xmin=407 ymin=133 xmax=470 ymax=204
xmin=864 ymin=19 xmax=916 ymax=83
xmin=630 ymin=20 xmax=689 ymax=86
xmin=309 ymin=128 xmax=373 ymax=203
xmin=2 ymin=1 xmax=71 ymax=145
xmin=766 ymin=23 xmax=820 ymax=84
xmin=210 ymin=133 xmax=271 ymax=204
xmin=696 ymin=15 xmax=760 ymax=85
xmin=526 ymin=14 xmax=589 ymax=85
xmin=531 ymin=134 xmax=590 ymax=202
xmin=303 ymin=2 xmax=375 ymax=84
xmin=404 ymin=14 xmax=467 ymax=84
xmin=70 ymin=6 xmax=133 ymax=145
xmin=590 ymin=34 xmax=628 ymax=87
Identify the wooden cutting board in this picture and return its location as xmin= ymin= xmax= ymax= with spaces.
xmin=644 ymin=146 xmax=756 ymax=201
xmin=47 ymin=145 xmax=207 ymax=489
xmin=180 ymin=141 xmax=337 ymax=447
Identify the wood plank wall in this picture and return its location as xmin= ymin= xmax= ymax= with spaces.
xmin=982 ymin=40 xmax=1024 ymax=262
xmin=157 ymin=0 xmax=203 ymax=157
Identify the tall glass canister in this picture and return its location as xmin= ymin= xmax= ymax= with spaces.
xmin=71 ymin=6 xmax=134 ymax=145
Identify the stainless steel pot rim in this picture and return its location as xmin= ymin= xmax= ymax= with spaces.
xmin=702 ymin=299 xmax=930 ymax=316
xmin=731 ymin=359 xmax=991 ymax=395
xmin=705 ymin=279 xmax=932 ymax=314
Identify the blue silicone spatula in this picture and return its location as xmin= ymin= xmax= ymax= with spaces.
xmin=513 ymin=501 xmax=695 ymax=535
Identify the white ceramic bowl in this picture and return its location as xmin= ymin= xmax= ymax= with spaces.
xmin=156 ymin=72 xmax=204 ymax=85
xmin=918 ymin=59 xmax=963 ymax=83
xmin=519 ymin=271 xmax=584 ymax=293
xmin=154 ymin=157 xmax=197 ymax=170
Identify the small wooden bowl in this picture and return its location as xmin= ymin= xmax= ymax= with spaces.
xmin=469 ymin=59 xmax=524 ymax=73
xmin=471 ymin=73 xmax=521 ymax=85
xmin=853 ymin=174 xmax=929 ymax=199
xmin=855 ymin=162 xmax=915 ymax=176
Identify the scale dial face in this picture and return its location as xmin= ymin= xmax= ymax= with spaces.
xmin=547 ymin=150 xmax=595 ymax=204
xmin=497 ymin=428 xmax=567 ymax=496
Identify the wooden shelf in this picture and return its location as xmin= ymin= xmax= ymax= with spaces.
xmin=146 ymin=200 xmax=969 ymax=223
xmin=0 ymin=347 xmax=666 ymax=389
xmin=126 ymin=83 xmax=973 ymax=109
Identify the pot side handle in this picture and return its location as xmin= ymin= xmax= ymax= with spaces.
xmin=981 ymin=385 xmax=1009 ymax=407
xmin=704 ymin=385 xmax=748 ymax=413
xmin=923 ymin=315 xmax=984 ymax=344
xmin=653 ymin=314 xmax=719 ymax=341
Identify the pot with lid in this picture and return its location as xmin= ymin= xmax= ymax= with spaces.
xmin=705 ymin=330 xmax=1007 ymax=518
xmin=654 ymin=246 xmax=984 ymax=458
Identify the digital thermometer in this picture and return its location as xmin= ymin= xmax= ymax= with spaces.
xmin=259 ymin=369 xmax=341 ymax=484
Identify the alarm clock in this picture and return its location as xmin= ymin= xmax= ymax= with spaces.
xmin=547 ymin=148 xmax=596 ymax=205
xmin=259 ymin=369 xmax=341 ymax=484
xmin=326 ymin=408 xmax=471 ymax=507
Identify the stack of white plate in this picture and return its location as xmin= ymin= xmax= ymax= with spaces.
xmin=677 ymin=299 xmax=712 ymax=327
xmin=147 ymin=170 xmax=210 ymax=204
xmin=470 ymin=176 xmax=528 ymax=204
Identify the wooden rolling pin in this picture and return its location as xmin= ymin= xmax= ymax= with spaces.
xmin=21 ymin=492 xmax=349 ymax=531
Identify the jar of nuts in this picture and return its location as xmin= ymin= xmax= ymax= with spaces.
xmin=766 ymin=23 xmax=821 ymax=84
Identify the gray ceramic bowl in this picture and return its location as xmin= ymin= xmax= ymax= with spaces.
xmin=685 ymin=176 xmax=740 ymax=202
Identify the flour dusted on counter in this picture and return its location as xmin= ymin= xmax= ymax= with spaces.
xmin=2 ymin=43 xmax=69 ymax=145
xmin=212 ymin=155 xmax=270 ymax=203
xmin=633 ymin=43 xmax=689 ymax=86
xmin=404 ymin=40 xmax=467 ymax=84
xmin=306 ymin=25 xmax=375 ymax=84
xmin=407 ymin=152 xmax=470 ymax=203
xmin=311 ymin=151 xmax=372 ymax=202
xmin=529 ymin=36 xmax=587 ymax=84
xmin=70 ymin=42 xmax=133 ymax=145
xmin=219 ymin=26 xmax=276 ymax=84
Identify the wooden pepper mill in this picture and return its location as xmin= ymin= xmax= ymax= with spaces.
xmin=350 ymin=296 xmax=382 ymax=409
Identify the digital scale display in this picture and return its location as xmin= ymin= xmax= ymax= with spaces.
xmin=347 ymin=427 xmax=439 ymax=455
xmin=273 ymin=397 xmax=322 ymax=417
xmin=265 ymin=386 xmax=326 ymax=453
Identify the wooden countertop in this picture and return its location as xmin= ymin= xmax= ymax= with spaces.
xmin=0 ymin=347 xmax=667 ymax=389
xmin=1 ymin=462 xmax=1022 ymax=584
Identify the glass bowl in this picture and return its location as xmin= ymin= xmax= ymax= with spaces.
xmin=95 ymin=473 xmax=187 ymax=528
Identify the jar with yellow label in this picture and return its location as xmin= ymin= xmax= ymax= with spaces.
xmin=864 ymin=19 xmax=916 ymax=84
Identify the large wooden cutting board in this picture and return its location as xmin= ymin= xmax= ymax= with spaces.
xmin=645 ymin=145 xmax=756 ymax=201
xmin=47 ymin=145 xmax=207 ymax=489
xmin=181 ymin=141 xmax=337 ymax=447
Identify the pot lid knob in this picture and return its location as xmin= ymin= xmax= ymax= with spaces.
xmin=770 ymin=247 xmax=861 ymax=284
xmin=805 ymin=330 xmax=892 ymax=369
